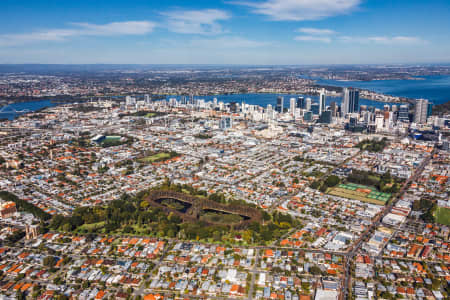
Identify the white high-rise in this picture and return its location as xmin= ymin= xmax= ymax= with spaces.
xmin=414 ymin=99 xmax=429 ymax=124
xmin=319 ymin=89 xmax=326 ymax=115
xmin=144 ymin=94 xmax=150 ymax=104
xmin=305 ymin=98 xmax=312 ymax=111
xmin=290 ymin=98 xmax=296 ymax=116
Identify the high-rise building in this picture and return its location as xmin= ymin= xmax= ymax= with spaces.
xmin=304 ymin=111 xmax=313 ymax=122
xmin=229 ymin=102 xmax=238 ymax=113
xmin=427 ymin=103 xmax=433 ymax=118
xmin=342 ymin=88 xmax=360 ymax=115
xmin=26 ymin=224 xmax=39 ymax=240
xmin=362 ymin=111 xmax=371 ymax=124
xmin=375 ymin=115 xmax=385 ymax=132
xmin=0 ymin=201 xmax=16 ymax=218
xmin=318 ymin=110 xmax=332 ymax=124
xmin=305 ymin=98 xmax=312 ymax=111
xmin=330 ymin=101 xmax=337 ymax=117
xmin=276 ymin=96 xmax=284 ymax=113
xmin=297 ymin=97 xmax=305 ymax=109
xmin=290 ymin=98 xmax=296 ymax=115
xmin=125 ymin=96 xmax=136 ymax=106
xmin=311 ymin=103 xmax=320 ymax=115
xmin=398 ymin=104 xmax=410 ymax=122
xmin=319 ymin=89 xmax=326 ymax=115
xmin=414 ymin=99 xmax=429 ymax=124
xmin=144 ymin=94 xmax=151 ymax=104
xmin=219 ymin=117 xmax=233 ymax=130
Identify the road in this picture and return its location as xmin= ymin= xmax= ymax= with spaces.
xmin=247 ymin=249 xmax=259 ymax=300
xmin=342 ymin=145 xmax=436 ymax=299
xmin=2 ymin=146 xmax=437 ymax=299
xmin=134 ymin=240 xmax=173 ymax=297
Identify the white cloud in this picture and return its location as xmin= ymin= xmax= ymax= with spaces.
xmin=339 ymin=35 xmax=426 ymax=44
xmin=72 ymin=21 xmax=156 ymax=36
xmin=0 ymin=30 xmax=77 ymax=46
xmin=0 ymin=21 xmax=156 ymax=47
xmin=162 ymin=9 xmax=231 ymax=35
xmin=294 ymin=35 xmax=331 ymax=43
xmin=231 ymin=0 xmax=361 ymax=21
xmin=297 ymin=27 xmax=335 ymax=35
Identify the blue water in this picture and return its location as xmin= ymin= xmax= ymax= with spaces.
xmin=0 ymin=100 xmax=56 ymax=120
xmin=2 ymin=75 xmax=449 ymax=120
xmin=314 ymin=75 xmax=450 ymax=105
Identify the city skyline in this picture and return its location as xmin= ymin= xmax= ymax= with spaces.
xmin=1 ymin=0 xmax=450 ymax=64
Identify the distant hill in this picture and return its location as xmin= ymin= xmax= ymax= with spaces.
xmin=433 ymin=100 xmax=450 ymax=116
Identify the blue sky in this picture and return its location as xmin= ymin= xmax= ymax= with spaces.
xmin=1 ymin=0 xmax=450 ymax=64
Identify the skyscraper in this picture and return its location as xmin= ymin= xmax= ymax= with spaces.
xmin=342 ymin=88 xmax=360 ymax=115
xmin=144 ymin=94 xmax=151 ymax=104
xmin=414 ymin=99 xmax=429 ymax=124
xmin=276 ymin=96 xmax=284 ymax=113
xmin=427 ymin=103 xmax=433 ymax=118
xmin=290 ymin=98 xmax=296 ymax=116
xmin=398 ymin=104 xmax=409 ymax=122
xmin=311 ymin=103 xmax=320 ymax=115
xmin=304 ymin=111 xmax=313 ymax=122
xmin=319 ymin=89 xmax=326 ymax=115
xmin=330 ymin=101 xmax=337 ymax=117
xmin=318 ymin=110 xmax=332 ymax=124
xmin=297 ymin=97 xmax=305 ymax=109
xmin=305 ymin=98 xmax=312 ymax=111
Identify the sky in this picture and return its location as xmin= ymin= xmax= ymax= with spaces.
xmin=1 ymin=0 xmax=450 ymax=64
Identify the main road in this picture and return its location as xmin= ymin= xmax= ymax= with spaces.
xmin=342 ymin=145 xmax=436 ymax=299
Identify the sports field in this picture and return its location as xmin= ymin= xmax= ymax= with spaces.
xmin=328 ymin=183 xmax=391 ymax=205
xmin=435 ymin=206 xmax=450 ymax=226
xmin=140 ymin=152 xmax=171 ymax=163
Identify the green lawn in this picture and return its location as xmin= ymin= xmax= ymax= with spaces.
xmin=435 ymin=207 xmax=450 ymax=226
xmin=140 ymin=152 xmax=171 ymax=163
xmin=200 ymin=211 xmax=243 ymax=224
xmin=160 ymin=199 xmax=188 ymax=211
xmin=77 ymin=221 xmax=105 ymax=232
xmin=104 ymin=136 xmax=121 ymax=142
xmin=328 ymin=186 xmax=388 ymax=205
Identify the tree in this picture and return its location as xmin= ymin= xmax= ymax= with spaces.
xmin=0 ymin=191 xmax=51 ymax=221
xmin=16 ymin=291 xmax=26 ymax=300
xmin=412 ymin=200 xmax=421 ymax=211
xmin=309 ymin=266 xmax=322 ymax=275
xmin=43 ymin=256 xmax=57 ymax=268
xmin=310 ymin=181 xmax=321 ymax=190
xmin=324 ymin=175 xmax=340 ymax=187
xmin=380 ymin=291 xmax=395 ymax=300
xmin=262 ymin=211 xmax=271 ymax=222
